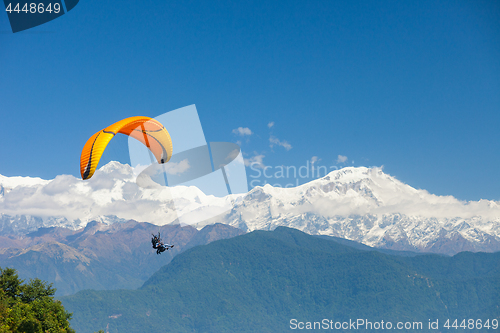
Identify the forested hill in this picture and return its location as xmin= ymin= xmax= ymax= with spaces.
xmin=61 ymin=227 xmax=500 ymax=333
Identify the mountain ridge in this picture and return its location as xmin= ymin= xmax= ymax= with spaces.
xmin=1 ymin=161 xmax=500 ymax=255
xmin=61 ymin=227 xmax=500 ymax=333
xmin=0 ymin=221 xmax=244 ymax=295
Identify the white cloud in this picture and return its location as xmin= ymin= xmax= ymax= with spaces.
xmin=267 ymin=121 xmax=274 ymax=128
xmin=311 ymin=156 xmax=320 ymax=164
xmin=244 ymin=153 xmax=266 ymax=169
xmin=269 ymin=136 xmax=292 ymax=151
xmin=0 ymin=161 xmax=229 ymax=227
xmin=232 ymin=127 xmax=253 ymax=136
xmin=337 ymin=155 xmax=348 ymax=164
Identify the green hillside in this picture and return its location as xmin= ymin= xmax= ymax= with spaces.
xmin=61 ymin=227 xmax=500 ymax=333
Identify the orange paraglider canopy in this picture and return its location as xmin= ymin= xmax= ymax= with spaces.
xmin=80 ymin=116 xmax=173 ymax=180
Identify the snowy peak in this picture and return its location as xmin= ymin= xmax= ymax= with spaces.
xmin=221 ymin=166 xmax=500 ymax=255
xmin=320 ymin=166 xmax=385 ymax=183
xmin=0 ymin=173 xmax=50 ymax=189
xmin=247 ymin=165 xmax=498 ymax=220
xmin=96 ymin=161 xmax=135 ymax=178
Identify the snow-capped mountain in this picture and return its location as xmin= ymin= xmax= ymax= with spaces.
xmin=1 ymin=161 xmax=499 ymax=255
xmin=0 ymin=161 xmax=230 ymax=234
xmin=220 ymin=168 xmax=500 ymax=254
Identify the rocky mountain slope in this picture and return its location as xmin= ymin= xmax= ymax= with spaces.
xmin=0 ymin=221 xmax=244 ymax=295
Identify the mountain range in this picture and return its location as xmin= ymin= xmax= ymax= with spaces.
xmin=0 ymin=221 xmax=244 ymax=296
xmin=1 ymin=161 xmax=500 ymax=255
xmin=60 ymin=227 xmax=500 ymax=333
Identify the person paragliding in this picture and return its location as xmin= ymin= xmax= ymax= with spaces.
xmin=81 ymin=117 xmax=175 ymax=256
xmin=151 ymin=232 xmax=174 ymax=254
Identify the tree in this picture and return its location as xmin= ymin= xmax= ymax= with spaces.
xmin=20 ymin=278 xmax=56 ymax=303
xmin=0 ymin=268 xmax=22 ymax=300
xmin=0 ymin=267 xmax=75 ymax=333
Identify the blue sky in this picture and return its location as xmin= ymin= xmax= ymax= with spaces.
xmin=1 ymin=0 xmax=499 ymax=201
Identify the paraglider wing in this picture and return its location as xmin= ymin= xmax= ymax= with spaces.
xmin=80 ymin=116 xmax=173 ymax=180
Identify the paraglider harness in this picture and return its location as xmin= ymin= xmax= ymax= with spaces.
xmin=151 ymin=232 xmax=174 ymax=254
